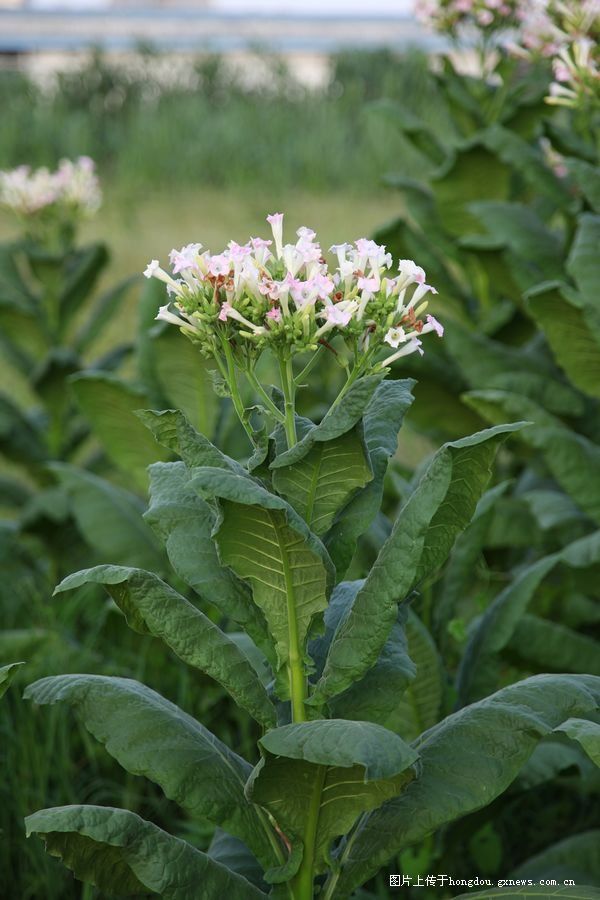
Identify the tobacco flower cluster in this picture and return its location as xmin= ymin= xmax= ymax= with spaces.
xmin=415 ymin=0 xmax=524 ymax=39
xmin=144 ymin=213 xmax=443 ymax=372
xmin=0 ymin=157 xmax=102 ymax=230
xmin=514 ymin=1 xmax=600 ymax=109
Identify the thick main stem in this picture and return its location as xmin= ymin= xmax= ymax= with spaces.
xmin=279 ymin=355 xmax=297 ymax=450
xmin=291 ymin=767 xmax=326 ymax=900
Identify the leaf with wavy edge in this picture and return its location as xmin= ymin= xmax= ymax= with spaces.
xmin=26 ymin=805 xmax=267 ymax=899
xmin=54 ymin=565 xmax=276 ymax=728
xmin=0 ymin=661 xmax=24 ymax=697
xmin=463 ymin=390 xmax=600 ymax=524
xmin=332 ymin=674 xmax=600 ymax=897
xmin=145 ymin=461 xmax=272 ymax=661
xmin=24 ymin=674 xmax=278 ymax=869
xmin=137 ymin=408 xmax=246 ymax=474
xmin=555 ymin=718 xmax=600 ymax=767
xmin=325 ymin=378 xmax=415 ymax=578
xmin=311 ymin=423 xmax=525 ymax=706
xmin=270 ymin=374 xmax=385 ymax=469
xmin=192 ymin=468 xmax=333 ymax=693
xmin=273 ymin=426 xmax=372 ymax=536
xmin=246 ymin=720 xmax=418 ymax=878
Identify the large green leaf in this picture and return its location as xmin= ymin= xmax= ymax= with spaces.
xmin=147 ymin=326 xmax=220 ymax=436
xmin=246 ymin=720 xmax=418 ymax=878
xmin=137 ymin=408 xmax=245 ymax=473
xmin=309 ymin=580 xmax=417 ymax=731
xmin=333 ymin=674 xmax=600 ymax=896
xmin=508 ymin=614 xmax=600 ymax=676
xmin=145 ymin=461 xmax=271 ymax=658
xmin=54 ymin=565 xmax=276 ymax=728
xmin=325 ymin=378 xmax=415 ymax=578
xmin=70 ymin=373 xmax=170 ymax=490
xmin=58 ymin=243 xmax=109 ymax=329
xmin=431 ymin=141 xmax=512 ymax=236
xmin=526 ymin=283 xmax=600 ymax=399
xmin=389 ymin=611 xmax=444 ymax=741
xmin=463 ymin=391 xmax=600 ymax=524
xmin=444 ymin=320 xmax=585 ymax=415
xmin=271 ymin=374 xmax=384 ymax=469
xmin=436 ymin=482 xmax=510 ymax=640
xmin=312 ymin=423 xmax=523 ymax=705
xmin=24 ymin=674 xmax=277 ymax=867
xmin=74 ymin=275 xmax=137 ymax=353
xmin=457 ymin=531 xmax=600 ymax=704
xmin=567 ymin=213 xmax=600 ymax=304
xmin=50 ymin=463 xmax=164 ymax=570
xmin=555 ymin=718 xmax=600 ymax=767
xmin=26 ymin=805 xmax=266 ymax=899
xmin=192 ymin=467 xmax=333 ymax=693
xmin=272 ymin=426 xmax=372 ymax=536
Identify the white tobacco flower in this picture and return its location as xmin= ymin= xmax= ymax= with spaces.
xmin=267 ymin=212 xmax=284 ymax=259
xmin=380 ymin=338 xmax=424 ymax=368
xmin=384 ymin=326 xmax=408 ymax=348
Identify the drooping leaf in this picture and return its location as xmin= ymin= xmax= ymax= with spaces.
xmin=54 ymin=565 xmax=277 ymax=728
xmin=246 ymin=720 xmax=418 ymax=878
xmin=457 ymin=530 xmax=600 ymax=704
xmin=508 ymin=614 xmax=600 ymax=677
xmin=70 ymin=373 xmax=170 ymax=489
xmin=58 ymin=243 xmax=109 ymax=329
xmin=444 ymin=320 xmax=585 ymax=415
xmin=50 ymin=463 xmax=164 ymax=570
xmin=272 ymin=426 xmax=372 ymax=536
xmin=74 ymin=275 xmax=137 ymax=353
xmin=137 ymin=408 xmax=244 ymax=473
xmin=435 ymin=482 xmax=510 ymax=640
xmin=145 ymin=462 xmax=272 ymax=660
xmin=526 ymin=282 xmax=600 ymax=399
xmin=0 ymin=661 xmax=24 ymax=698
xmin=463 ymin=390 xmax=600 ymax=524
xmin=567 ymin=213 xmax=600 ymax=304
xmin=389 ymin=611 xmax=444 ymax=741
xmin=207 ymin=830 xmax=266 ymax=891
xmin=26 ymin=805 xmax=267 ymax=899
xmin=148 ymin=326 xmax=220 ymax=436
xmin=270 ymin=374 xmax=384 ymax=469
xmin=24 ymin=674 xmax=277 ymax=867
xmin=309 ymin=580 xmax=417 ymax=731
xmin=312 ymin=423 xmax=524 ymax=705
xmin=334 ymin=674 xmax=600 ymax=895
xmin=555 ymin=718 xmax=600 ymax=767
xmin=192 ymin=468 xmax=333 ymax=691
xmin=325 ymin=378 xmax=415 ymax=578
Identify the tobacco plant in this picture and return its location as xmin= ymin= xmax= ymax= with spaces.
xmin=24 ymin=218 xmax=600 ymax=898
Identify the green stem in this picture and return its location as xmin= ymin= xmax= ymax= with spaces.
xmin=221 ymin=339 xmax=257 ymax=449
xmin=290 ymin=767 xmax=326 ymax=900
xmin=279 ymin=355 xmax=297 ymax=450
xmin=244 ymin=365 xmax=286 ymax=424
xmin=294 ymin=346 xmax=324 ymax=387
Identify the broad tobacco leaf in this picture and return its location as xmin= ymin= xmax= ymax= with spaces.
xmin=145 ymin=461 xmax=272 ymax=662
xmin=26 ymin=805 xmax=267 ymax=899
xmin=312 ymin=422 xmax=525 ymax=705
xmin=191 ymin=468 xmax=334 ymax=694
xmin=54 ymin=565 xmax=277 ymax=729
xmin=325 ymin=378 xmax=416 ymax=578
xmin=334 ymin=674 xmax=600 ymax=896
xmin=24 ymin=675 xmax=277 ymax=869
xmin=0 ymin=661 xmax=24 ymax=698
xmin=245 ymin=719 xmax=418 ymax=879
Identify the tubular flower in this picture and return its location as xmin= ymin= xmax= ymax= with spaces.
xmin=415 ymin=0 xmax=526 ymax=39
xmin=0 ymin=157 xmax=101 ymax=220
xmin=143 ymin=213 xmax=443 ymax=372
